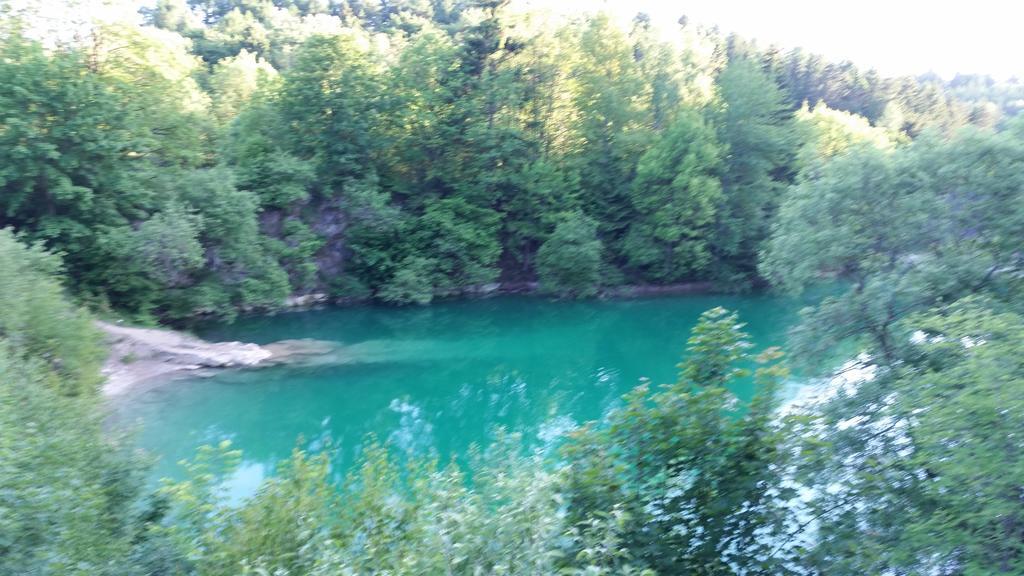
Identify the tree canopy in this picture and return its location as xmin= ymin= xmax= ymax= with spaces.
xmin=3 ymin=0 xmax=1010 ymax=319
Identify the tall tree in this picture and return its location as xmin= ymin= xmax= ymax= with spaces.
xmin=623 ymin=110 xmax=723 ymax=282
xmin=711 ymin=57 xmax=796 ymax=283
xmin=536 ymin=211 xmax=602 ymax=297
xmin=569 ymin=14 xmax=650 ymax=251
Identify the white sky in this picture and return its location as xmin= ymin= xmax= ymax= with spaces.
xmin=526 ymin=0 xmax=1024 ymax=79
xmin=10 ymin=0 xmax=1022 ymax=79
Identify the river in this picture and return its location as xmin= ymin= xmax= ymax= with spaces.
xmin=112 ymin=293 xmax=807 ymax=498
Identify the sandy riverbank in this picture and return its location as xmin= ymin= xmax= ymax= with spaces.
xmin=98 ymin=321 xmax=334 ymax=396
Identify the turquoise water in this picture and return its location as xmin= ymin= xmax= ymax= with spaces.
xmin=113 ymin=294 xmax=804 ymax=496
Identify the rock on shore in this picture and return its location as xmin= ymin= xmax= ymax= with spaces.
xmin=99 ymin=321 xmax=273 ymax=396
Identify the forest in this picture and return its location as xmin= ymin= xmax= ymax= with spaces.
xmin=1 ymin=0 xmax=1023 ymax=574
xmin=3 ymin=0 xmax=1020 ymax=318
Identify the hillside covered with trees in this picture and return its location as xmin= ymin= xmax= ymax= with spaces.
xmin=2 ymin=0 xmax=1019 ymax=320
xmin=2 ymin=1 xmax=1024 ymax=575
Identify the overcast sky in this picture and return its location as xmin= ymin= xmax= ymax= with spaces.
xmin=527 ymin=0 xmax=1022 ymax=79
xmin=10 ymin=0 xmax=1021 ymax=79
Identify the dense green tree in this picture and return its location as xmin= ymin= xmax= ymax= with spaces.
xmin=763 ymin=123 xmax=1024 ymax=365
xmin=0 ymin=346 xmax=156 ymax=575
xmin=81 ymin=166 xmax=290 ymax=320
xmin=763 ymin=144 xmax=932 ymax=364
xmin=0 ymin=24 xmax=290 ymax=320
xmin=569 ymin=14 xmax=651 ymax=248
xmin=536 ymin=212 xmax=602 ymax=297
xmin=800 ymin=298 xmax=1024 ymax=574
xmin=177 ymin=167 xmax=292 ymax=312
xmin=947 ymin=73 xmax=1024 ymax=122
xmin=92 ymin=22 xmax=211 ymax=166
xmin=277 ymin=32 xmax=384 ymax=193
xmin=144 ymin=0 xmax=202 ymax=32
xmin=0 ymin=33 xmax=145 ymax=275
xmin=563 ymin=307 xmax=795 ymax=573
xmin=377 ymin=255 xmax=439 ymax=305
xmin=629 ymin=14 xmax=683 ymax=129
xmin=7 ymin=0 xmax=1002 ymax=313
xmin=226 ymin=96 xmax=315 ymax=209
xmin=126 ymin=203 xmax=206 ymax=290
xmin=762 ymin=119 xmax=1024 ymax=573
xmin=497 ymin=159 xmax=580 ymax=278
xmin=674 ymin=17 xmax=727 ymax=108
xmin=208 ymin=48 xmax=277 ymax=124
xmin=711 ymin=57 xmax=796 ymax=283
xmin=0 ymin=229 xmax=103 ymax=396
xmin=376 ymin=26 xmax=461 ymax=205
xmin=624 ymin=110 xmax=723 ymax=282
xmin=373 ymin=197 xmax=501 ymax=304
xmin=793 ymin=102 xmax=896 ymax=175
xmin=411 ymin=197 xmax=502 ymax=293
xmin=0 ymin=232 xmax=167 ymax=574
xmin=737 ymin=43 xmax=973 ymax=136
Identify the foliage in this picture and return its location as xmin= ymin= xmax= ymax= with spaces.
xmin=798 ymin=299 xmax=1024 ymax=574
xmin=208 ymin=48 xmax=277 ymax=124
xmin=0 ymin=345 xmax=154 ymax=575
xmin=226 ymin=99 xmax=315 ymax=209
xmin=0 ymin=229 xmax=103 ymax=396
xmin=711 ymin=58 xmax=797 ymax=283
xmin=132 ymin=204 xmax=207 ymax=289
xmin=624 ymin=110 xmax=723 ymax=281
xmin=0 ymin=233 xmax=167 ymax=575
xmin=3 ymin=0 xmax=1004 ymax=316
xmin=377 ymin=255 xmax=439 ymax=305
xmin=410 ymin=198 xmax=502 ymax=293
xmin=0 ymin=25 xmax=290 ymax=321
xmin=276 ymin=31 xmax=384 ymax=192
xmin=761 ymin=103 xmax=1024 ymax=574
xmin=793 ymin=102 xmax=897 ymax=176
xmin=562 ymin=308 xmax=796 ymax=574
xmin=762 ymin=124 xmax=1024 ymax=366
xmin=537 ymin=212 xmax=603 ymax=298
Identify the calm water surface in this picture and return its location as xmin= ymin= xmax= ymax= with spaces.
xmin=113 ymin=294 xmax=806 ymax=497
